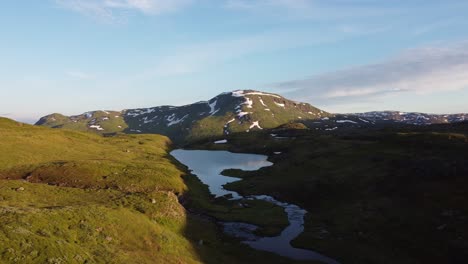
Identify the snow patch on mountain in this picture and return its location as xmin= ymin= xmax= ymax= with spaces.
xmin=231 ymin=90 xmax=281 ymax=99
xmin=167 ymin=114 xmax=189 ymax=127
xmin=232 ymin=90 xmax=245 ymax=97
xmin=249 ymin=121 xmax=263 ymax=130
xmin=274 ymin=102 xmax=285 ymax=108
xmin=336 ymin=120 xmax=358 ymax=124
xmin=89 ymin=125 xmax=104 ymax=131
xmin=237 ymin=112 xmax=251 ymax=118
xmin=241 ymin=97 xmax=253 ymax=108
xmin=214 ymin=139 xmax=228 ymax=144
xmin=126 ymin=108 xmax=156 ymax=117
xmin=208 ymin=99 xmax=219 ymax=116
xmin=225 ymin=118 xmax=236 ymax=127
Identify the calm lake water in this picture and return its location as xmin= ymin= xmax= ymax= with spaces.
xmin=171 ymin=149 xmax=339 ymax=264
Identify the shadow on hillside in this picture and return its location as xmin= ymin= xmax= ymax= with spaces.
xmin=168 ymin=124 xmax=468 ymax=264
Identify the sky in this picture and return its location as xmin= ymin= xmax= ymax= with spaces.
xmin=1 ymin=0 xmax=468 ymax=123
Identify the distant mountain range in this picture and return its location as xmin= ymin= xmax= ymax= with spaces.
xmin=355 ymin=111 xmax=468 ymax=125
xmin=36 ymin=90 xmax=468 ymax=142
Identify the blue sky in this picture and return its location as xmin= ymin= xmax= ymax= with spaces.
xmin=1 ymin=0 xmax=468 ymax=123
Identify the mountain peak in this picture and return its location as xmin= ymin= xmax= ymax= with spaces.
xmin=36 ymin=90 xmax=331 ymax=142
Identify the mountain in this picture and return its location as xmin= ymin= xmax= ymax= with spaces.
xmin=36 ymin=90 xmax=468 ymax=142
xmin=36 ymin=90 xmax=332 ymax=142
xmin=354 ymin=111 xmax=468 ymax=125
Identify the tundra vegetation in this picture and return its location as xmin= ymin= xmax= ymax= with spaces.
xmin=0 ymin=117 xmax=307 ymax=264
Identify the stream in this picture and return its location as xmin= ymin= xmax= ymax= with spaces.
xmin=171 ymin=149 xmax=339 ymax=264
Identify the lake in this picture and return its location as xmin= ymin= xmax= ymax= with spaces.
xmin=171 ymin=149 xmax=339 ymax=264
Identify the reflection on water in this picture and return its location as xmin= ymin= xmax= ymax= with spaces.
xmin=171 ymin=149 xmax=339 ymax=264
xmin=171 ymin=149 xmax=272 ymax=199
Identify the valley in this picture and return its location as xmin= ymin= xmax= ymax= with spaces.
xmin=1 ymin=90 xmax=467 ymax=264
xmin=0 ymin=118 xmax=312 ymax=263
xmin=4 ymin=1 xmax=468 ymax=263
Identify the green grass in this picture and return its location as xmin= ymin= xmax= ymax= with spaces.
xmin=0 ymin=118 xmax=199 ymax=263
xmin=0 ymin=118 xmax=319 ymax=264
xmin=181 ymin=173 xmax=288 ymax=237
xmin=0 ymin=181 xmax=196 ymax=264
xmin=0 ymin=117 xmax=184 ymax=193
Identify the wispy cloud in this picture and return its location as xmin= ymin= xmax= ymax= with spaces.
xmin=412 ymin=18 xmax=468 ymax=36
xmin=54 ymin=0 xmax=193 ymax=21
xmin=66 ymin=70 xmax=93 ymax=80
xmin=273 ymin=41 xmax=468 ymax=104
xmin=225 ymin=0 xmax=312 ymax=11
xmin=135 ymin=26 xmax=386 ymax=79
xmin=225 ymin=0 xmax=403 ymax=21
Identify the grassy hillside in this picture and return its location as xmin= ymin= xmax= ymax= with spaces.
xmin=189 ymin=125 xmax=468 ymax=264
xmin=0 ymin=117 xmax=196 ymax=263
xmin=0 ymin=118 xmax=318 ymax=264
xmin=0 ymin=118 xmax=183 ymax=192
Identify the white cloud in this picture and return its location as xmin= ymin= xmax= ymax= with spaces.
xmin=274 ymin=41 xmax=468 ymax=104
xmin=55 ymin=0 xmax=192 ymax=21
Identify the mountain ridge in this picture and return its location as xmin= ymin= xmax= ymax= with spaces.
xmin=36 ymin=90 xmax=468 ymax=142
xmin=36 ymin=90 xmax=332 ymax=142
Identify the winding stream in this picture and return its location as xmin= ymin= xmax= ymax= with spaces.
xmin=171 ymin=149 xmax=339 ymax=264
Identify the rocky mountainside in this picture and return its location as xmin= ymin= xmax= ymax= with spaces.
xmin=36 ymin=90 xmax=332 ymax=142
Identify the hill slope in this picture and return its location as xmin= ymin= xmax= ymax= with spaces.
xmin=36 ymin=90 xmax=332 ymax=142
xmin=0 ymin=117 xmax=198 ymax=263
xmin=0 ymin=118 xmax=318 ymax=264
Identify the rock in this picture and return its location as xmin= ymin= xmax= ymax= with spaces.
xmin=151 ymin=199 xmax=157 ymax=204
xmin=16 ymin=187 xmax=25 ymax=192
xmin=198 ymin=240 xmax=204 ymax=246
